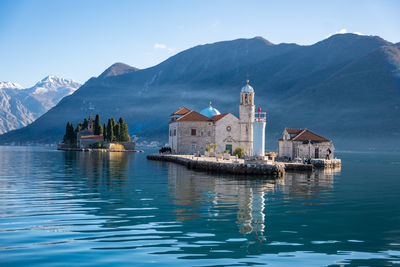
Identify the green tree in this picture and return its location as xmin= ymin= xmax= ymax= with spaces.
xmin=114 ymin=123 xmax=120 ymax=141
xmin=103 ymin=123 xmax=107 ymax=140
xmin=69 ymin=123 xmax=76 ymax=145
xmin=63 ymin=122 xmax=76 ymax=145
xmin=82 ymin=118 xmax=88 ymax=130
xmin=233 ymin=147 xmax=246 ymax=158
xmin=94 ymin=114 xmax=102 ymax=135
xmin=107 ymin=118 xmax=115 ymax=142
xmin=118 ymin=117 xmax=130 ymax=142
xmin=63 ymin=122 xmax=71 ymax=144
xmin=75 ymin=123 xmax=83 ymax=134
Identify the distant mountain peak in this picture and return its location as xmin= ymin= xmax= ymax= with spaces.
xmin=320 ymin=32 xmax=390 ymax=45
xmin=99 ymin=62 xmax=140 ymax=78
xmin=0 ymin=81 xmax=24 ymax=90
xmin=253 ymin=36 xmax=274 ymax=45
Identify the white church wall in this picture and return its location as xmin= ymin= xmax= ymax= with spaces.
xmin=214 ymin=114 xmax=240 ymax=154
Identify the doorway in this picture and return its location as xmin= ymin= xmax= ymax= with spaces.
xmin=315 ymin=147 xmax=319 ymax=158
xmin=225 ymin=144 xmax=233 ymax=155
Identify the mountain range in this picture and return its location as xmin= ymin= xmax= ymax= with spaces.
xmin=0 ymin=76 xmax=80 ymax=134
xmin=0 ymin=33 xmax=399 ymax=151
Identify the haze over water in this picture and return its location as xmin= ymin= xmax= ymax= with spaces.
xmin=0 ymin=146 xmax=399 ymax=266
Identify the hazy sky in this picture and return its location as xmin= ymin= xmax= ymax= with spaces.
xmin=1 ymin=0 xmax=399 ymax=87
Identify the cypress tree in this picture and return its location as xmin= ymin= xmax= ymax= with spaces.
xmin=103 ymin=123 xmax=107 ymax=140
xmin=106 ymin=119 xmax=114 ymax=142
xmin=118 ymin=117 xmax=130 ymax=142
xmin=114 ymin=123 xmax=120 ymax=142
xmin=75 ymin=123 xmax=83 ymax=134
xmin=63 ymin=122 xmax=70 ymax=144
xmin=82 ymin=118 xmax=88 ymax=130
xmin=68 ymin=123 xmax=76 ymax=144
xmin=94 ymin=114 xmax=102 ymax=135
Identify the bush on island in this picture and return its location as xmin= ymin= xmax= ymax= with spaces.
xmin=88 ymin=142 xmax=104 ymax=149
xmin=159 ymin=147 xmax=172 ymax=154
xmin=233 ymin=147 xmax=246 ymax=158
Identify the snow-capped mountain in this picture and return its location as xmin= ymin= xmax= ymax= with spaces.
xmin=0 ymin=76 xmax=81 ymax=134
xmin=0 ymin=81 xmax=24 ymax=90
xmin=26 ymin=75 xmax=81 ymax=110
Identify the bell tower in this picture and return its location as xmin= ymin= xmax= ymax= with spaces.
xmin=239 ymin=80 xmax=255 ymax=156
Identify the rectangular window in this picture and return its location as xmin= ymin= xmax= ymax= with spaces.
xmin=173 ymin=129 xmax=176 ymax=136
xmin=192 ymin=144 xmax=196 ymax=150
xmin=200 ymin=131 xmax=204 ymax=136
xmin=207 ymin=131 xmax=211 ymax=136
xmin=191 ymin=129 xmax=196 ymax=136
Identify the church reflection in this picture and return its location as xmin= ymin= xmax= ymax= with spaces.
xmin=168 ymin=163 xmax=340 ymax=238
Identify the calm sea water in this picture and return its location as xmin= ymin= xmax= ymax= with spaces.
xmin=0 ymin=146 xmax=399 ymax=266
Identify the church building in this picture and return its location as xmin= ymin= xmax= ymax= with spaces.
xmin=168 ymin=81 xmax=266 ymax=156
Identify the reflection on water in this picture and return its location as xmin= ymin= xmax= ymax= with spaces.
xmin=168 ymin=164 xmax=341 ymax=239
xmin=0 ymin=147 xmax=399 ymax=266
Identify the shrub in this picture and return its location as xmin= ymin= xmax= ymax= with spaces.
xmin=159 ymin=147 xmax=172 ymax=154
xmin=210 ymin=143 xmax=218 ymax=150
xmin=233 ymin=147 xmax=246 ymax=158
xmin=205 ymin=145 xmax=210 ymax=152
xmin=88 ymin=142 xmax=104 ymax=149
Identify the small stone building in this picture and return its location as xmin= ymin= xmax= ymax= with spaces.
xmin=278 ymin=128 xmax=334 ymax=160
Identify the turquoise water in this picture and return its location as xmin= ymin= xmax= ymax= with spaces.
xmin=0 ymin=146 xmax=399 ymax=266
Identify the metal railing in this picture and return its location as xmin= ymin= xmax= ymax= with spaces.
xmin=254 ymin=111 xmax=267 ymax=122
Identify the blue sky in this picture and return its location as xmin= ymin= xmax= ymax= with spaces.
xmin=1 ymin=0 xmax=399 ymax=87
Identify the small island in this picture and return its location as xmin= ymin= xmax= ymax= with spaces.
xmin=57 ymin=114 xmax=138 ymax=152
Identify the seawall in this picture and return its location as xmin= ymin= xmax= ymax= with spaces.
xmin=147 ymin=154 xmax=285 ymax=178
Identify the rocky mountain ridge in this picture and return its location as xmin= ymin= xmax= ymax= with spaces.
xmin=0 ymin=76 xmax=81 ymax=134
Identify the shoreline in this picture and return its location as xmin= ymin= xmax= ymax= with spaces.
xmin=57 ymin=147 xmax=144 ymax=152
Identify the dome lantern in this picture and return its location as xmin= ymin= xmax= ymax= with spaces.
xmin=200 ymin=101 xmax=221 ymax=118
xmin=241 ymin=79 xmax=254 ymax=93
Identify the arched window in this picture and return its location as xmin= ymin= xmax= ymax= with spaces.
xmin=245 ymin=94 xmax=248 ymax=104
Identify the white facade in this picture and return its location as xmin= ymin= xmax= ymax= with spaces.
xmin=253 ymin=120 xmax=266 ymax=156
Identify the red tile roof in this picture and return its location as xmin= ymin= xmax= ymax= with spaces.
xmin=210 ymin=113 xmax=229 ymax=121
xmin=291 ymin=129 xmax=330 ymax=142
xmin=286 ymin=128 xmax=303 ymax=134
xmin=171 ymin=107 xmax=191 ymax=116
xmin=176 ymin=110 xmax=210 ymax=122
xmin=281 ymin=128 xmax=330 ymax=142
xmin=80 ymin=135 xmax=104 ymax=140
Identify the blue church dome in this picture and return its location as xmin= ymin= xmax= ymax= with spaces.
xmin=200 ymin=102 xmax=221 ymax=118
xmin=241 ymin=80 xmax=254 ymax=93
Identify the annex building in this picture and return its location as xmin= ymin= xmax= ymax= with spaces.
xmin=278 ymin=128 xmax=334 ymax=160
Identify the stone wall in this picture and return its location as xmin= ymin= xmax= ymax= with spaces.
xmin=104 ymin=141 xmax=136 ymax=151
xmin=293 ymin=141 xmax=334 ymax=159
xmin=176 ymin=121 xmax=214 ymax=154
xmin=147 ymin=154 xmax=285 ymax=177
